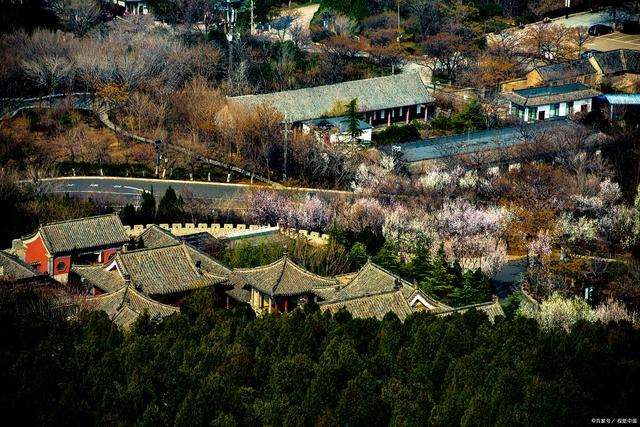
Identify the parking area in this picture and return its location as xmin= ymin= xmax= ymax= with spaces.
xmin=585 ymin=31 xmax=640 ymax=51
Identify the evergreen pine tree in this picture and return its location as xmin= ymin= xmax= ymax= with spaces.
xmin=138 ymin=188 xmax=156 ymax=224
xmin=421 ymin=251 xmax=456 ymax=304
xmin=157 ymin=186 xmax=184 ymax=224
xmin=343 ymin=98 xmax=362 ymax=143
xmin=409 ymin=242 xmax=433 ymax=284
xmin=347 ymin=242 xmax=368 ymax=269
xmin=373 ymin=241 xmax=401 ymax=274
xmin=120 ymin=203 xmax=137 ymax=226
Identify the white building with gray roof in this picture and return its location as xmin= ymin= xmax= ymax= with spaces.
xmin=228 ymin=72 xmax=435 ymax=127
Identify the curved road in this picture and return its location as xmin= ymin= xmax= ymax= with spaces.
xmin=37 ymin=176 xmax=349 ymax=204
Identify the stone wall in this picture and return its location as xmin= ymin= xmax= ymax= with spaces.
xmin=123 ymin=223 xmax=330 ymax=245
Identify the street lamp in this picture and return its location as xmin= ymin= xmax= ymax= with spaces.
xmin=565 ymin=0 xmax=571 ymax=19
xmin=154 ymin=140 xmax=162 ymax=178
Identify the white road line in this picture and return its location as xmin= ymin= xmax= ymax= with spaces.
xmin=89 ymin=184 xmax=99 ymax=187
xmin=123 ymin=185 xmax=144 ymax=192
xmin=50 ymin=190 xmax=140 ymax=196
xmin=66 ymin=184 xmax=74 ymax=187
xmin=113 ymin=185 xmax=122 ymax=188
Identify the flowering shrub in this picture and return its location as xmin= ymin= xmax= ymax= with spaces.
xmin=520 ymin=292 xmax=637 ymax=331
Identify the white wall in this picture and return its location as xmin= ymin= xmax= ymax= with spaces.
xmin=559 ymin=102 xmax=567 ymax=116
xmin=573 ymin=99 xmax=591 ymax=113
xmin=537 ymin=105 xmax=550 ymax=120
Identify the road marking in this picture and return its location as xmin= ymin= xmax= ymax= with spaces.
xmin=123 ymin=186 xmax=144 ymax=192
xmin=113 ymin=185 xmax=122 ymax=188
xmin=50 ymin=190 xmax=140 ymax=196
xmin=89 ymin=184 xmax=99 ymax=187
xmin=66 ymin=184 xmax=74 ymax=187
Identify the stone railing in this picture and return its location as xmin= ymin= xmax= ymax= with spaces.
xmin=123 ymin=223 xmax=330 ymax=245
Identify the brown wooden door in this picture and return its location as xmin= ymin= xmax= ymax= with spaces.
xmin=538 ymin=110 xmax=545 ymax=121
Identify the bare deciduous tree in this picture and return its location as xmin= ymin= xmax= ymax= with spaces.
xmin=46 ymin=0 xmax=102 ymax=36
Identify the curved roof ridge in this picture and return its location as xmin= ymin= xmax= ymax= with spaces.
xmin=271 ymin=255 xmax=289 ymax=294
xmin=318 ymin=288 xmax=404 ymax=305
xmin=123 ymin=242 xmax=182 ymax=254
xmin=86 ymin=286 xmax=127 ymax=301
xmin=125 ymin=286 xmax=181 ymax=311
xmin=234 ymin=256 xmax=285 ymax=273
xmin=183 ymin=243 xmax=234 ymax=272
xmin=367 ymin=262 xmax=414 ymax=287
xmin=282 ymin=256 xmax=338 ymax=285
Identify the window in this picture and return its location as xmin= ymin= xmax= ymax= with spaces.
xmin=399 ymin=107 xmax=403 ymax=116
xmin=550 ymin=103 xmax=559 ymax=117
xmin=56 ymin=261 xmax=66 ymax=272
xmin=381 ymin=110 xmax=385 ymax=119
xmin=567 ymin=101 xmax=574 ymax=112
xmin=417 ymin=105 xmax=422 ymax=114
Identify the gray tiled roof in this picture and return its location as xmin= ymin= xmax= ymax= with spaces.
xmin=184 ymin=245 xmax=233 ymax=278
xmin=436 ymin=298 xmax=504 ymax=323
xmin=319 ymin=289 xmax=414 ymax=321
xmin=236 ymin=255 xmax=338 ymax=297
xmin=0 ymin=251 xmax=41 ymax=280
xmin=138 ymin=225 xmax=181 ymax=248
xmin=592 ymin=49 xmax=640 ymax=74
xmin=138 ymin=226 xmax=232 ymax=277
xmin=85 ymin=285 xmax=179 ymax=328
xmin=502 ymin=83 xmax=601 ymax=107
xmin=325 ymin=262 xmax=445 ymax=308
xmin=35 ymin=214 xmax=128 ymax=254
xmin=114 ymin=244 xmax=226 ymax=296
xmin=73 ymin=264 xmax=124 ymax=293
xmin=224 ymin=282 xmax=251 ymax=303
xmin=536 ymin=59 xmax=596 ymax=81
xmin=229 ymin=72 xmax=435 ymax=123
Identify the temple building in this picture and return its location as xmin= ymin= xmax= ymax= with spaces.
xmin=20 ymin=214 xmax=129 ymax=282
xmin=318 ymin=261 xmax=450 ymax=320
xmin=234 ymin=253 xmax=338 ymax=314
xmin=85 ymin=284 xmax=178 ymax=328
xmin=72 ymin=243 xmax=226 ymax=304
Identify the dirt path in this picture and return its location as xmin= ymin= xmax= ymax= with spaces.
xmin=276 ymin=3 xmax=319 ymax=41
xmin=290 ymin=3 xmax=320 ymax=32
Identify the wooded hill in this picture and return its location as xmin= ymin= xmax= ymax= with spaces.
xmin=1 ymin=287 xmax=638 ymax=426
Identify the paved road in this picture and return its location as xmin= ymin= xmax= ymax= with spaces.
xmin=493 ymin=258 xmax=527 ymax=301
xmin=37 ymin=176 xmax=349 ymax=205
xmin=586 ymin=31 xmax=640 ymax=51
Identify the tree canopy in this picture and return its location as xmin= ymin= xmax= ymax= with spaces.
xmin=1 ymin=288 xmax=638 ymax=426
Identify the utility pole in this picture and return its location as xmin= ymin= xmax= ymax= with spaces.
xmin=250 ymin=0 xmax=255 ymax=35
xmin=283 ymin=111 xmax=289 ymax=182
xmin=224 ymin=0 xmax=241 ymax=77
xmin=565 ymin=0 xmax=570 ymax=19
xmin=397 ymin=0 xmax=400 ymax=33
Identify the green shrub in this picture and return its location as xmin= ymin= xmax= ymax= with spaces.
xmin=372 ymin=123 xmax=420 ymax=145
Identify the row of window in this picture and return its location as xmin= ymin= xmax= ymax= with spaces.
xmin=510 ymin=101 xmax=580 ymax=120
xmin=370 ymin=105 xmax=424 ymax=121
